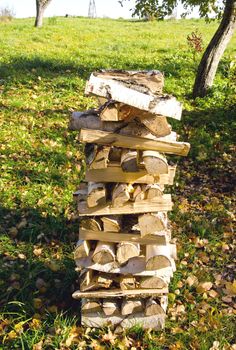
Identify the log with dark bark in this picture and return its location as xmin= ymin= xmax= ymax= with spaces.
xmin=193 ymin=0 xmax=236 ymax=97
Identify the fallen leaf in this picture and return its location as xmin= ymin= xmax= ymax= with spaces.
xmin=186 ymin=275 xmax=198 ymax=287
xmin=196 ymin=282 xmax=213 ymax=293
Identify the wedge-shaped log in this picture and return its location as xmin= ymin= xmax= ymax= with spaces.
xmin=138 ymin=213 xmax=168 ymax=237
xmin=80 ymin=270 xmax=113 ymax=292
xmin=100 ymin=102 xmax=172 ymax=137
xmin=112 ymin=183 xmax=133 ymax=207
xmin=77 ymin=194 xmax=172 ymax=216
xmin=133 ymin=184 xmax=163 ymax=202
xmin=85 ymin=164 xmax=177 ymax=185
xmin=91 ymin=69 xmax=164 ymax=95
xmin=103 ymin=300 xmax=120 ymax=316
xmin=73 ymin=287 xmax=168 ymax=299
xmin=120 ymin=275 xmax=136 ymax=290
xmin=145 ymin=298 xmax=166 ymax=316
xmin=80 ymin=218 xmax=102 ymax=231
xmin=121 ymin=299 xmax=143 ymax=316
xmin=85 ymin=73 xmax=182 ymax=120
xmin=87 ymin=182 xmax=106 ymax=208
xmin=79 ymin=229 xmax=169 ymax=245
xmin=116 ymin=242 xmax=140 ymax=265
xmin=87 ymin=145 xmax=111 ymax=169
xmin=92 ymin=241 xmax=116 ymax=265
xmin=120 ymin=149 xmax=139 ymax=172
xmin=146 ymin=245 xmax=172 ymax=270
xmin=74 ymin=240 xmax=90 ymax=260
xmin=101 ymin=216 xmax=122 ymax=232
xmin=79 ymin=129 xmax=190 ymax=156
xmin=81 ymin=299 xmax=102 ymax=314
xmin=142 ymin=151 xmax=168 ymax=175
xmin=140 ymin=276 xmax=169 ymax=289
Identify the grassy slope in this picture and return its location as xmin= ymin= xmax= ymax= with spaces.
xmin=0 ymin=17 xmax=235 ymax=349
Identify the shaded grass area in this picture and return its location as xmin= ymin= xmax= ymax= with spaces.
xmin=0 ymin=17 xmax=235 ymax=349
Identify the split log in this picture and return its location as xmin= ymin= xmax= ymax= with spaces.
xmin=85 ymin=73 xmax=182 ymax=120
xmin=82 ymin=299 xmax=102 ymax=314
xmin=103 ymin=300 xmax=120 ymax=316
xmin=138 ymin=114 xmax=171 ymax=137
xmin=87 ymin=182 xmax=106 ymax=208
xmin=112 ymin=183 xmax=133 ymax=207
xmin=116 ymin=242 xmax=140 ymax=265
xmin=170 ymin=243 xmax=177 ymax=260
xmin=101 ymin=216 xmax=122 ymax=232
xmin=146 ymin=245 xmax=172 ymax=270
xmin=140 ymin=276 xmax=168 ymax=289
xmin=73 ymin=187 xmax=87 ymax=203
xmin=146 ymin=184 xmax=163 ymax=199
xmin=88 ymin=145 xmax=111 ymax=169
xmin=92 ymin=241 xmax=116 ymax=265
xmin=92 ymin=69 xmax=164 ymax=95
xmin=120 ymin=275 xmax=136 ymax=290
xmin=79 ymin=129 xmax=190 ymax=156
xmin=138 ymin=213 xmax=168 ymax=237
xmin=80 ymin=218 xmax=102 ymax=231
xmin=132 ymin=185 xmax=145 ymax=202
xmin=120 ymin=149 xmax=139 ymax=172
xmin=74 ymin=240 xmax=90 ymax=260
xmin=142 ymin=151 xmax=168 ymax=175
xmin=80 ymin=270 xmax=113 ymax=292
xmin=160 ymin=296 xmax=168 ymax=313
xmin=145 ymin=298 xmax=165 ymax=316
xmin=121 ymin=299 xmax=143 ymax=316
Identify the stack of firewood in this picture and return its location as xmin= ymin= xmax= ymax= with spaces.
xmin=70 ymin=70 xmax=190 ymax=330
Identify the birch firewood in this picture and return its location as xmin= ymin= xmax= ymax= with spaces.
xmin=138 ymin=213 xmax=167 ymax=237
xmin=146 ymin=245 xmax=172 ymax=270
xmin=74 ymin=240 xmax=90 ymax=260
xmin=120 ymin=275 xmax=136 ymax=290
xmin=146 ymin=184 xmax=163 ymax=199
xmin=82 ymin=299 xmax=102 ymax=313
xmin=89 ymin=145 xmax=111 ymax=169
xmin=80 ymin=270 xmax=113 ymax=292
xmin=92 ymin=241 xmax=116 ymax=265
xmin=138 ymin=114 xmax=172 ymax=137
xmin=140 ymin=276 xmax=168 ymax=289
xmin=160 ymin=296 xmax=168 ymax=313
xmin=112 ymin=183 xmax=133 ymax=207
xmin=80 ymin=218 xmax=102 ymax=231
xmin=101 ymin=216 xmax=122 ymax=232
xmin=145 ymin=298 xmax=166 ymax=316
xmin=103 ymin=300 xmax=120 ymax=316
xmin=142 ymin=151 xmax=168 ymax=175
xmin=121 ymin=299 xmax=143 ymax=316
xmin=120 ymin=149 xmax=139 ymax=172
xmin=87 ymin=182 xmax=106 ymax=208
xmin=116 ymin=242 xmax=140 ymax=265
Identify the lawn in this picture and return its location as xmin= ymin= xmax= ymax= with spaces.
xmin=0 ymin=16 xmax=235 ymax=349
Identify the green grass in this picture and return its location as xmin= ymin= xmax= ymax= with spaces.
xmin=0 ymin=17 xmax=235 ymax=349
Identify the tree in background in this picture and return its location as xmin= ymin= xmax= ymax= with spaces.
xmin=120 ymin=0 xmax=236 ymax=98
xmin=35 ymin=0 xmax=52 ymax=27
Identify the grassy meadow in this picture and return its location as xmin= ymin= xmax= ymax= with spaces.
xmin=0 ymin=16 xmax=235 ymax=349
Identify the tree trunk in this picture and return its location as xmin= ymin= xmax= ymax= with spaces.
xmin=193 ymin=0 xmax=236 ymax=97
xmin=35 ymin=0 xmax=52 ymax=27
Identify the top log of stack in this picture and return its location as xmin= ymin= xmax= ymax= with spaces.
xmin=70 ymin=70 xmax=190 ymax=330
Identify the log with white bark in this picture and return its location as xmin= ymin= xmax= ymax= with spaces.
xmin=145 ymin=298 xmax=166 ymax=316
xmin=87 ymin=182 xmax=106 ymax=208
xmin=103 ymin=300 xmax=120 ymax=316
xmin=138 ymin=212 xmax=168 ymax=237
xmin=121 ymin=299 xmax=143 ymax=316
xmin=92 ymin=241 xmax=116 ymax=265
xmin=120 ymin=275 xmax=136 ymax=290
xmin=92 ymin=69 xmax=164 ymax=95
xmin=146 ymin=184 xmax=163 ymax=199
xmin=160 ymin=296 xmax=168 ymax=313
xmin=112 ymin=183 xmax=133 ymax=207
xmin=80 ymin=218 xmax=102 ymax=231
xmin=101 ymin=216 xmax=122 ymax=232
xmin=85 ymin=73 xmax=182 ymax=120
xmin=120 ymin=149 xmax=139 ymax=172
xmin=132 ymin=184 xmax=145 ymax=202
xmin=146 ymin=245 xmax=172 ymax=270
xmin=142 ymin=151 xmax=168 ymax=175
xmin=140 ymin=276 xmax=169 ymax=289
xmin=81 ymin=299 xmax=102 ymax=314
xmin=116 ymin=242 xmax=140 ymax=265
xmin=74 ymin=240 xmax=90 ymax=260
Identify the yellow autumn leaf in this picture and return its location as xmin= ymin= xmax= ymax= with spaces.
xmin=7 ymin=330 xmax=17 ymax=340
xmin=196 ymin=282 xmax=213 ymax=293
xmin=225 ymin=280 xmax=236 ymax=296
